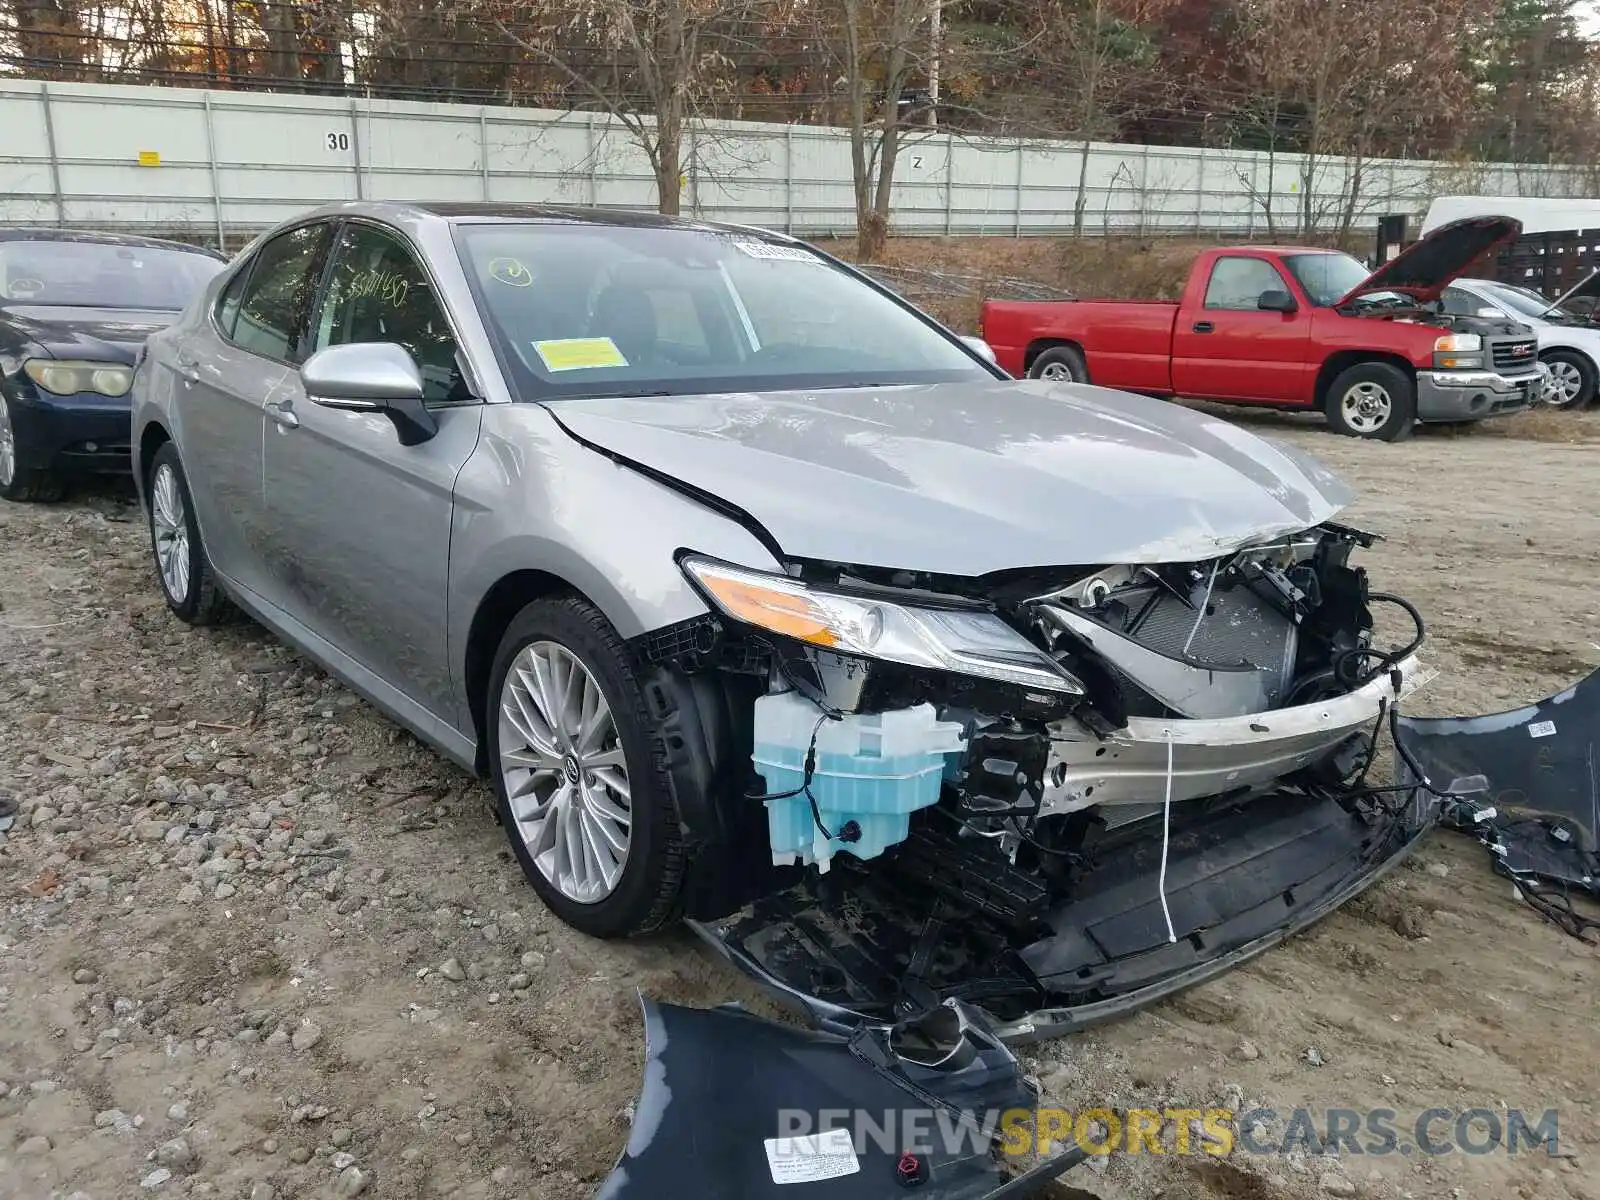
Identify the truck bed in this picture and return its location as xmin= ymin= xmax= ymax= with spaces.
xmin=981 ymin=297 xmax=1178 ymax=392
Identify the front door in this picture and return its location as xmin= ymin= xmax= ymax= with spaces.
xmin=259 ymin=220 xmax=484 ymax=725
xmin=1171 ymin=255 xmax=1312 ymax=403
xmin=170 ymin=222 xmax=333 ymax=599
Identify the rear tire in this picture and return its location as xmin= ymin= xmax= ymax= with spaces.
xmin=487 ymin=596 xmax=685 ymax=939
xmin=146 ymin=442 xmax=235 ymax=626
xmin=0 ymin=394 xmax=66 ymax=503
xmin=1540 ymin=349 xmax=1596 ymax=410
xmin=1027 ymin=345 xmax=1089 ymax=383
xmin=1324 ymin=362 xmax=1416 ymax=441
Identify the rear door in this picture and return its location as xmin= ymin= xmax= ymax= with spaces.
xmin=169 ymin=222 xmax=333 ymax=599
xmin=1171 ymin=255 xmax=1312 ymax=403
xmin=258 ymin=219 xmax=484 ymax=724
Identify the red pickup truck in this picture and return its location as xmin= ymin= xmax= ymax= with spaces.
xmin=979 ymin=216 xmax=1548 ymax=440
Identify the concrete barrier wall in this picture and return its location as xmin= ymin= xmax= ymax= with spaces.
xmin=0 ymin=79 xmax=1580 ymax=245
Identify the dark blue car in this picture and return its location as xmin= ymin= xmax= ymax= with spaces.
xmin=0 ymin=229 xmax=226 ymax=501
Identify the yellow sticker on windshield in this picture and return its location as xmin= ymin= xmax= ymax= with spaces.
xmin=531 ymin=337 xmax=629 ymax=372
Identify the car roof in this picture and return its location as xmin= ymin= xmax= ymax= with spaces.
xmin=1217 ymin=246 xmax=1344 ymax=256
xmin=0 ymin=227 xmax=225 ymax=258
xmin=279 ymin=200 xmax=796 ymax=241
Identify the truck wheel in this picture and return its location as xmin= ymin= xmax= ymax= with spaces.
xmin=1325 ymin=363 xmax=1415 ymax=441
xmin=1028 ymin=345 xmax=1088 ymax=383
xmin=1540 ymin=349 xmax=1596 ymax=409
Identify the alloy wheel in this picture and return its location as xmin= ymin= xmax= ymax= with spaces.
xmin=1546 ymin=359 xmax=1584 ymax=406
xmin=1038 ymin=361 xmax=1073 ymax=381
xmin=498 ymin=640 xmax=632 ymax=904
xmin=1340 ymin=382 xmax=1393 ymax=435
xmin=150 ymin=463 xmax=192 ymax=604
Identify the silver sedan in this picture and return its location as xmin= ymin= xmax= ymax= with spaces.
xmin=133 ymin=201 xmax=1439 ymax=1034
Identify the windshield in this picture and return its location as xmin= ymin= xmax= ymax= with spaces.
xmin=1283 ymin=252 xmax=1375 ymax=307
xmin=454 ymin=224 xmax=990 ymax=399
xmin=1482 ymin=281 xmax=1569 ymax=320
xmin=0 ymin=239 xmax=224 ymax=309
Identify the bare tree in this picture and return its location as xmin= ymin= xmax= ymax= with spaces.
xmin=1006 ymin=0 xmax=1178 ymax=235
xmin=487 ymin=0 xmax=782 ymax=215
xmin=1234 ymin=0 xmax=1488 ymax=236
xmin=1224 ymin=89 xmax=1295 ymax=236
xmin=821 ymin=0 xmax=940 ymax=260
xmin=5 ymin=0 xmax=93 ymax=79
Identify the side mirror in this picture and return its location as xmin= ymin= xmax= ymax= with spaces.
xmin=1257 ymin=289 xmax=1297 ymax=313
xmin=960 ymin=334 xmax=999 ymax=365
xmin=300 ymin=342 xmax=438 ymax=446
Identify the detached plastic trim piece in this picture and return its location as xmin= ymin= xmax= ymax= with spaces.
xmin=595 ymin=995 xmax=1042 ymax=1199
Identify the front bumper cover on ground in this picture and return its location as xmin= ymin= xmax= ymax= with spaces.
xmin=1396 ymin=665 xmax=1599 ymax=939
xmin=597 ymin=996 xmax=1058 ymax=1199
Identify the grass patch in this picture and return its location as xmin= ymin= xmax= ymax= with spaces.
xmin=1468 ymin=406 xmax=1600 ymax=444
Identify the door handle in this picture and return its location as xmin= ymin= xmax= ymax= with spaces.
xmin=265 ymin=400 xmax=299 ymax=430
xmin=1192 ymin=321 xmax=1214 ymax=333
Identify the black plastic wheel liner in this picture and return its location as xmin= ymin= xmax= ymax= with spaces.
xmin=1395 ymin=665 xmax=1600 ymax=936
xmin=691 ymin=781 xmax=1440 ymax=1044
xmin=594 ymin=997 xmax=1040 ymax=1199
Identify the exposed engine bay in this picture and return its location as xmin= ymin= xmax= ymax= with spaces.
xmin=634 ymin=521 xmax=1440 ymax=1039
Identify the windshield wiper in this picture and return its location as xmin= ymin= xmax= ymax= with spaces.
xmin=560 ymin=388 xmax=681 ymax=401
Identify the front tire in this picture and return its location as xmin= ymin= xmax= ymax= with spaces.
xmin=1540 ymin=349 xmax=1596 ymax=409
xmin=146 ymin=443 xmax=234 ymax=625
xmin=1027 ymin=345 xmax=1089 ymax=383
xmin=0 ymin=394 xmax=66 ymax=503
xmin=1325 ymin=362 xmax=1416 ymax=441
xmin=487 ymin=596 xmax=684 ymax=939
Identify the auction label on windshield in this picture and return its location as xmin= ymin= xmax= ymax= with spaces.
xmin=734 ymin=239 xmax=819 ymax=263
xmin=763 ymin=1128 xmax=860 ymax=1184
xmin=530 ymin=337 xmax=629 ymax=372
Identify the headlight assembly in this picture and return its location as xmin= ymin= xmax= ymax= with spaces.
xmin=680 ymin=555 xmax=1085 ymax=695
xmin=23 ymin=359 xmax=135 ymax=397
xmin=1431 ymin=333 xmax=1483 ymax=370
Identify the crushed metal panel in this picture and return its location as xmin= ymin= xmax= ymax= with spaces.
xmin=690 ymin=773 xmax=1441 ymax=1044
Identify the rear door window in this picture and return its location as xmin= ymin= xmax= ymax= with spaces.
xmin=214 ymin=265 xmax=252 ymax=339
xmin=229 ymin=224 xmax=333 ymax=363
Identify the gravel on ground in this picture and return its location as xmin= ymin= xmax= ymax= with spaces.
xmin=1 ymin=417 xmax=1595 ymax=1200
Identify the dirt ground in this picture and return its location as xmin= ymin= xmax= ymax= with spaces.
xmin=1 ymin=413 xmax=1597 ymax=1200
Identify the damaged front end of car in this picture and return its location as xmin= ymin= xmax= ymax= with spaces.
xmin=633 ymin=520 xmax=1441 ymax=1042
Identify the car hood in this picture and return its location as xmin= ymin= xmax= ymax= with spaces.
xmin=1337 ymin=215 xmax=1522 ymax=306
xmin=0 ymin=305 xmax=179 ymax=364
xmin=544 ymin=379 xmax=1353 ymax=576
